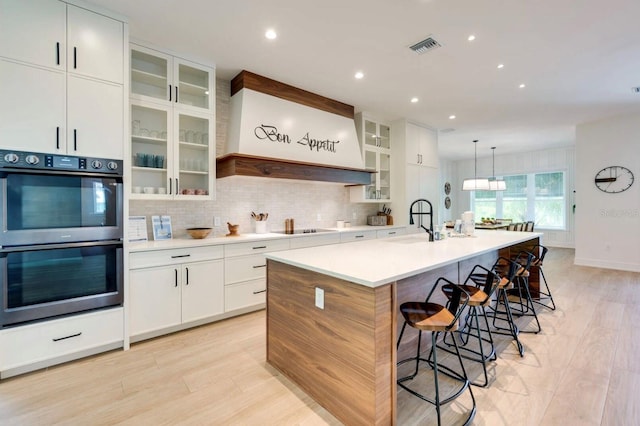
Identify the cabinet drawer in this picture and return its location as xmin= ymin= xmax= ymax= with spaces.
xmin=377 ymin=228 xmax=406 ymax=239
xmin=289 ymin=233 xmax=341 ymax=249
xmin=224 ymin=238 xmax=290 ymax=257
xmin=224 ymin=254 xmax=266 ymax=284
xmin=0 ymin=308 xmax=123 ymax=371
xmin=340 ymin=230 xmax=377 ymax=243
xmin=130 ymin=245 xmax=224 ymax=269
xmin=225 ymin=279 xmax=266 ymax=312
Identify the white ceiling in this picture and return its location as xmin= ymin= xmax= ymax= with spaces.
xmin=88 ymin=0 xmax=640 ymax=160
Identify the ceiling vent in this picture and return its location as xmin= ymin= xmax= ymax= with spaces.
xmin=409 ymin=36 xmax=441 ymax=54
xmin=632 ymin=86 xmax=640 ymax=93
xmin=440 ymin=128 xmax=456 ymax=133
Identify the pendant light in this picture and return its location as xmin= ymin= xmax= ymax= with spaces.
xmin=462 ymin=140 xmax=490 ymax=191
xmin=488 ymin=146 xmax=506 ymax=191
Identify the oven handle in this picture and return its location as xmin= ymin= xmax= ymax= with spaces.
xmin=1 ymin=240 xmax=123 ymax=253
xmin=0 ymin=168 xmax=123 ymax=180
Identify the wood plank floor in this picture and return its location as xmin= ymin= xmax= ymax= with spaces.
xmin=1 ymin=248 xmax=639 ymax=425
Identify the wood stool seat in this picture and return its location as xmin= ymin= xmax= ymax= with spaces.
xmin=442 ymin=284 xmax=491 ymax=307
xmin=400 ymin=301 xmax=459 ymax=332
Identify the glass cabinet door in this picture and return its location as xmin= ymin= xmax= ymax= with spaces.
xmin=130 ymin=102 xmax=170 ymax=197
xmin=130 ymin=46 xmax=171 ymax=104
xmin=175 ymin=111 xmax=212 ymax=198
xmin=175 ymin=58 xmax=211 ymax=111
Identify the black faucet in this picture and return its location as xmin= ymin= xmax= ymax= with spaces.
xmin=409 ymin=199 xmax=434 ymax=241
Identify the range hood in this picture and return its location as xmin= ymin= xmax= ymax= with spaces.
xmin=218 ymin=71 xmax=373 ymax=184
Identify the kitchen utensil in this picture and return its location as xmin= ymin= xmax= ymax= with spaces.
xmin=227 ymin=223 xmax=239 ymax=236
xmin=186 ymin=227 xmax=212 ymax=239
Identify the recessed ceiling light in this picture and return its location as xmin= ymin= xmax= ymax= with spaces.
xmin=449 ymin=115 xmax=456 ymax=120
xmin=497 ymin=64 xmax=504 ymax=69
xmin=519 ymin=83 xmax=526 ymax=88
xmin=265 ymin=29 xmax=277 ymax=40
xmin=467 ymin=35 xmax=476 ymax=41
xmin=354 ymin=71 xmax=364 ymax=79
xmin=410 ymin=97 xmax=419 ymax=103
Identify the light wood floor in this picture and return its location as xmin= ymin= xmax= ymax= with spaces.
xmin=1 ymin=248 xmax=639 ymax=425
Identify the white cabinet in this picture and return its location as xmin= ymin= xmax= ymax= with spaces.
xmin=391 ymin=119 xmax=440 ymax=227
xmin=129 ymin=43 xmax=215 ymax=199
xmin=376 ymin=227 xmax=406 ymax=239
xmin=130 ymin=43 xmax=213 ymax=112
xmin=0 ymin=307 xmax=123 ymax=378
xmin=405 ymin=122 xmax=438 ymax=167
xmin=129 ymin=246 xmax=224 ymax=339
xmin=224 ymin=239 xmax=290 ymax=312
xmin=350 ymin=113 xmax=392 ymax=202
xmin=0 ymin=0 xmax=66 ymax=71
xmin=340 ymin=230 xmax=377 ymax=243
xmin=0 ymin=0 xmax=125 ymax=158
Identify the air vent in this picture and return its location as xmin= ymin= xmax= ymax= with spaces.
xmin=409 ymin=36 xmax=441 ymax=54
xmin=632 ymin=86 xmax=640 ymax=93
xmin=440 ymin=128 xmax=456 ymax=133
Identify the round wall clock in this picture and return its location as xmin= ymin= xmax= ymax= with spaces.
xmin=444 ymin=182 xmax=451 ymax=195
xmin=594 ymin=166 xmax=634 ymax=193
xmin=444 ymin=196 xmax=451 ymax=209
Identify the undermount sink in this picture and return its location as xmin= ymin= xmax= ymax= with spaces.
xmin=271 ymin=228 xmax=335 ymax=235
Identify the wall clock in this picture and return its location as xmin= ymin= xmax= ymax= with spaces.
xmin=444 ymin=182 xmax=451 ymax=195
xmin=594 ymin=166 xmax=634 ymax=193
xmin=444 ymin=196 xmax=451 ymax=209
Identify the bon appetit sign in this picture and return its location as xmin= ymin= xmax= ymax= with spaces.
xmin=254 ymin=124 xmax=339 ymax=154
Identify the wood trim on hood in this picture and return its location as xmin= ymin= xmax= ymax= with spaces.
xmin=217 ymin=154 xmax=373 ymax=184
xmin=231 ymin=70 xmax=354 ymax=119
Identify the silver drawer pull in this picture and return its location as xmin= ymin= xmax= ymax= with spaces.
xmin=253 ymin=264 xmax=267 ymax=269
xmin=252 ymin=246 xmax=267 ymax=250
xmin=52 ymin=332 xmax=82 ymax=342
xmin=253 ymin=289 xmax=267 ymax=294
xmin=389 ymin=232 xmax=396 ymax=235
xmin=355 ymin=235 xmax=364 ymax=238
xmin=171 ymin=254 xmax=191 ymax=259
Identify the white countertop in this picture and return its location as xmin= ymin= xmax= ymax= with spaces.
xmin=127 ymin=225 xmax=404 ymax=252
xmin=265 ymin=230 xmax=542 ymax=287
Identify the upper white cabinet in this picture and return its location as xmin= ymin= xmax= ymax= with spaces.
xmin=405 ymin=122 xmax=438 ymax=168
xmin=350 ymin=113 xmax=392 ymax=202
xmin=0 ymin=0 xmax=66 ymax=71
xmin=0 ymin=0 xmax=125 ymax=158
xmin=130 ymin=44 xmax=213 ymax=112
xmin=129 ymin=43 xmax=215 ymax=199
xmin=0 ymin=0 xmax=123 ymax=84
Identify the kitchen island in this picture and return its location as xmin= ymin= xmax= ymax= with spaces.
xmin=265 ymin=230 xmax=541 ymax=426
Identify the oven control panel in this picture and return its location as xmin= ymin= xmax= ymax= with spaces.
xmin=0 ymin=150 xmax=123 ymax=175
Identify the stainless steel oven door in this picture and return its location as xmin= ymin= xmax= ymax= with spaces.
xmin=0 ymin=170 xmax=123 ymax=247
xmin=0 ymin=241 xmax=123 ymax=327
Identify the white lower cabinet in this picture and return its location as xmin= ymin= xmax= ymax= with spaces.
xmin=224 ymin=239 xmax=290 ymax=313
xmin=0 ymin=307 xmax=124 ymax=378
xmin=129 ymin=246 xmax=224 ymax=339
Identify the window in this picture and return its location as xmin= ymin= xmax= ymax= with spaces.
xmin=471 ymin=171 xmax=566 ymax=229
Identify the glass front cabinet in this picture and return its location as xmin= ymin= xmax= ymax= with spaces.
xmin=129 ymin=44 xmax=215 ymax=199
xmin=350 ymin=114 xmax=392 ymax=202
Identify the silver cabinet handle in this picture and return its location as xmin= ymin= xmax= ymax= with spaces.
xmin=171 ymin=254 xmax=191 ymax=259
xmin=174 ymin=269 xmax=178 ymax=287
xmin=53 ymin=332 xmax=81 ymax=342
xmin=252 ymin=264 xmax=267 ymax=269
xmin=252 ymin=246 xmax=267 ymax=250
xmin=253 ymin=289 xmax=267 ymax=294
xmin=355 ymin=235 xmax=365 ymax=238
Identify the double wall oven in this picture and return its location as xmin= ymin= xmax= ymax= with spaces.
xmin=0 ymin=150 xmax=124 ymax=328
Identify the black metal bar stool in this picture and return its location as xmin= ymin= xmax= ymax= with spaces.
xmin=530 ymin=244 xmax=556 ymax=310
xmin=438 ymin=265 xmax=501 ymax=387
xmin=396 ymin=278 xmax=475 ymax=426
xmin=506 ymin=251 xmax=542 ymax=334
xmin=482 ymin=257 xmax=526 ymax=357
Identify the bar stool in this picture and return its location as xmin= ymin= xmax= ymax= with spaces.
xmin=530 ymin=244 xmax=556 ymax=310
xmin=439 ymin=265 xmax=501 ymax=387
xmin=482 ymin=257 xmax=525 ymax=356
xmin=505 ymin=251 xmax=542 ymax=334
xmin=397 ymin=278 xmax=475 ymax=426
xmin=524 ymin=221 xmax=535 ymax=232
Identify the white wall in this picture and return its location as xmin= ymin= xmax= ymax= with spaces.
xmin=449 ymin=146 xmax=576 ymax=248
xmin=575 ymin=113 xmax=640 ymax=272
